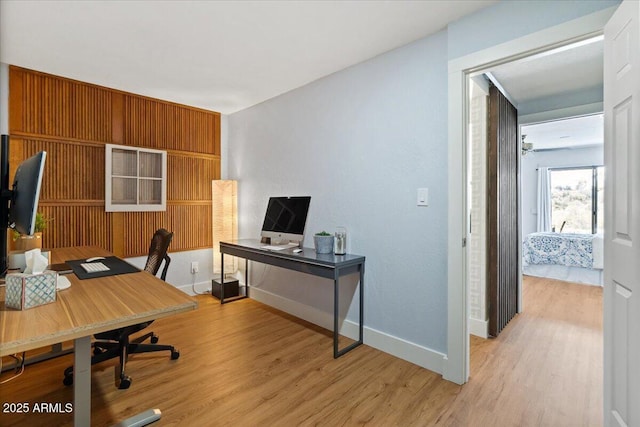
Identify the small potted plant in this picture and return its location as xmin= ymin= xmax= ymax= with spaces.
xmin=313 ymin=231 xmax=334 ymax=254
xmin=12 ymin=212 xmax=50 ymax=251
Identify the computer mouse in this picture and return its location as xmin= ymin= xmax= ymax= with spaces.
xmin=292 ymin=248 xmax=302 ymax=253
xmin=57 ymin=275 xmax=72 ymax=290
xmin=86 ymin=256 xmax=106 ymax=262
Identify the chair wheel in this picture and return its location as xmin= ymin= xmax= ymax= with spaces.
xmin=171 ymin=350 xmax=180 ymax=360
xmin=63 ymin=374 xmax=73 ymax=386
xmin=118 ymin=376 xmax=132 ymax=389
xmin=151 ymin=335 xmax=159 ymax=344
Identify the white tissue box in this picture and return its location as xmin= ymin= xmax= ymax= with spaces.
xmin=4 ymin=272 xmax=57 ymax=310
xmin=8 ymin=250 xmax=51 ymax=272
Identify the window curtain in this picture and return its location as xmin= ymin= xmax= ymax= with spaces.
xmin=537 ymin=167 xmax=551 ymax=232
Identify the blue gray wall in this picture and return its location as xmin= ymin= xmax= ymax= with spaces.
xmin=448 ymin=0 xmax=620 ymax=60
xmin=229 ymin=31 xmax=449 ymax=354
xmin=226 ymin=0 xmax=619 ymax=368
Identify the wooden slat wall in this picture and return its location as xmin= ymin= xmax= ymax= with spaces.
xmin=487 ymin=83 xmax=519 ymax=337
xmin=8 ymin=66 xmax=220 ymax=257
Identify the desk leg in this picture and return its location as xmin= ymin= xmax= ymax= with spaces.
xmin=74 ymin=336 xmax=91 ymax=427
xmin=245 ymin=259 xmax=249 ymax=297
xmin=333 ymin=263 xmax=365 ymax=358
xmin=220 ymin=252 xmax=225 ymax=303
xmin=333 ymin=271 xmax=339 ymax=358
xmin=359 ymin=262 xmax=364 ymax=344
xmin=219 ymin=253 xmax=248 ymax=304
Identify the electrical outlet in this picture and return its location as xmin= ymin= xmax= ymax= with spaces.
xmin=190 ymin=261 xmax=199 ymax=274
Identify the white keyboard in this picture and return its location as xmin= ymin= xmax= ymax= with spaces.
xmin=261 ymin=244 xmax=298 ymax=251
xmin=81 ymin=262 xmax=110 ymax=273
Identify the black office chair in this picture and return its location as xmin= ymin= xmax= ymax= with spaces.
xmin=63 ymin=228 xmax=179 ymax=389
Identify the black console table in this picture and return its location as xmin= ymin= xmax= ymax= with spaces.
xmin=218 ymin=239 xmax=365 ymax=358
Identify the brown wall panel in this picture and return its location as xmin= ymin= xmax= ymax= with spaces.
xmin=167 ymin=204 xmax=212 ymax=250
xmin=122 ymin=95 xmax=219 ymax=154
xmin=36 ymin=206 xmax=112 ymax=252
xmin=121 ymin=211 xmax=168 ymax=256
xmin=21 ymin=137 xmax=105 ymax=202
xmin=8 ymin=66 xmax=220 ymax=258
xmin=11 ymin=68 xmax=113 ymax=143
xmin=167 ymin=153 xmax=219 ymax=201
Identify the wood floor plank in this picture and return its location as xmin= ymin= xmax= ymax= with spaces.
xmin=0 ymin=276 xmax=602 ymax=426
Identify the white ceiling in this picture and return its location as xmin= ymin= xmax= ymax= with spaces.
xmin=489 ymin=37 xmax=604 ymax=106
xmin=522 ymin=113 xmax=604 ymax=151
xmin=0 ymin=0 xmax=497 ymax=115
xmin=489 ymin=37 xmax=604 ymax=151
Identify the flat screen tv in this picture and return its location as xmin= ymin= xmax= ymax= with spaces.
xmin=0 ymin=134 xmax=47 ymax=276
xmin=260 ymin=196 xmax=311 ymax=245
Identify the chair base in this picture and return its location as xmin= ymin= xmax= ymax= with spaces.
xmin=63 ymin=333 xmax=179 ymax=389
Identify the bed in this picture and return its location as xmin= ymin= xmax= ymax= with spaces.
xmin=522 ymin=232 xmax=603 ymax=286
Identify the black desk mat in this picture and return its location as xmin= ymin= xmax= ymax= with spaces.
xmin=66 ymin=256 xmax=141 ymax=280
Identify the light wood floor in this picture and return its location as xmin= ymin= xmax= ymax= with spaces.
xmin=0 ymin=276 xmax=602 ymax=426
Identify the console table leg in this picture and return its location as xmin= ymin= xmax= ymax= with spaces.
xmin=359 ymin=263 xmax=364 ymax=344
xmin=220 ymin=252 xmax=225 ymax=303
xmin=333 ymin=263 xmax=365 ymax=358
xmin=333 ymin=272 xmax=339 ymax=358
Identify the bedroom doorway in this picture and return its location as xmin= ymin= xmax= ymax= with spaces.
xmin=465 ymin=45 xmax=606 ymax=420
xmin=519 ymin=115 xmax=605 ymax=287
xmin=466 ymin=35 xmax=605 ymax=342
xmin=446 ymin=6 xmax=618 ymax=386
xmin=465 ymin=45 xmax=606 ymax=419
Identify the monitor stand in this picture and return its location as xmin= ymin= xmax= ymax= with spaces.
xmin=262 ymin=237 xmax=300 ymax=248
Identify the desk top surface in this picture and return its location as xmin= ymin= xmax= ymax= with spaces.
xmin=0 ymin=246 xmax=197 ymax=357
xmin=220 ymin=239 xmax=365 ymax=267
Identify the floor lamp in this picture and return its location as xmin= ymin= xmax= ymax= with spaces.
xmin=212 ymin=180 xmax=238 ymax=298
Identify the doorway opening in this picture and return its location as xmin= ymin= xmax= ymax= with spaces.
xmin=463 ymin=37 xmax=605 ymax=424
xmin=467 ymin=35 xmax=604 ymax=341
xmin=445 ymin=8 xmax=613 ymax=385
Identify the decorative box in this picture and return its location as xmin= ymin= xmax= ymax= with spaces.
xmin=212 ymin=277 xmax=239 ymax=300
xmin=4 ymin=272 xmax=57 ymax=310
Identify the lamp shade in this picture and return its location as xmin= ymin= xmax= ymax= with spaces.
xmin=212 ymin=180 xmax=237 ymax=275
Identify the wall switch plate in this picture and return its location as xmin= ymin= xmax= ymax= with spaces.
xmin=417 ymin=188 xmax=429 ymax=206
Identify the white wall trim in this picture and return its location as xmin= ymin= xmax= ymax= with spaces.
xmin=446 ymin=6 xmax=616 ymax=385
xmin=364 ymin=325 xmax=446 ymax=375
xmin=177 ymin=281 xmax=211 ymax=296
xmin=250 ymin=286 xmax=446 ymax=375
xmin=250 ymin=286 xmax=359 ymax=339
xmin=448 ymin=7 xmax=615 ymax=73
xmin=468 ymin=318 xmax=489 ymax=339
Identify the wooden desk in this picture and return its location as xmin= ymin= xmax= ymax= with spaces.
xmin=0 ymin=246 xmax=197 ymax=426
xmin=220 ymin=239 xmax=365 ymax=358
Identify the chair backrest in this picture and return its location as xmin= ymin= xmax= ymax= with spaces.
xmin=144 ymin=228 xmax=174 ymax=281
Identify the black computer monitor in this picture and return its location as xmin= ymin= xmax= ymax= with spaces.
xmin=0 ymin=134 xmax=47 ymax=276
xmin=260 ymin=196 xmax=311 ymax=245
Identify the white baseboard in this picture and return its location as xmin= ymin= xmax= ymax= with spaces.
xmin=469 ymin=317 xmax=488 ymax=339
xmin=250 ymin=286 xmax=446 ymax=375
xmin=177 ymin=281 xmax=212 ymax=296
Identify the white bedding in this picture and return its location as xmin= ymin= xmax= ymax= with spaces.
xmin=523 ymin=232 xmax=603 ymax=286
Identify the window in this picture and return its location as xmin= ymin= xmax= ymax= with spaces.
xmin=105 ymin=144 xmax=167 ymax=212
xmin=549 ymin=166 xmax=604 ymax=234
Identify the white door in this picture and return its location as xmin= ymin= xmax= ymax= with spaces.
xmin=604 ymin=1 xmax=640 ymax=426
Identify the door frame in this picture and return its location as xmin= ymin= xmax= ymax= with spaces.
xmin=444 ymin=7 xmax=617 ymax=385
